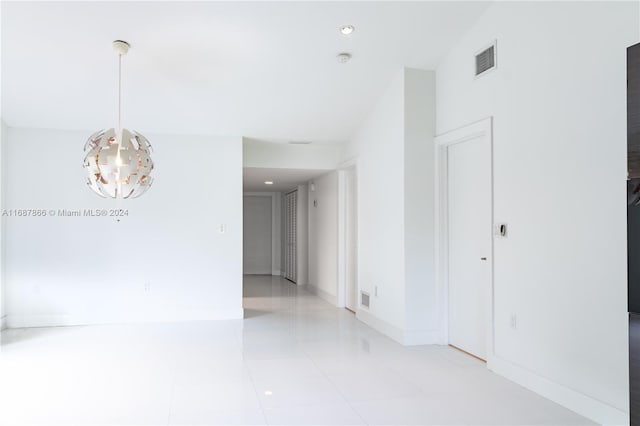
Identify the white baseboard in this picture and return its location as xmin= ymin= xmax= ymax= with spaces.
xmin=357 ymin=309 xmax=440 ymax=345
xmin=6 ymin=308 xmax=245 ymax=328
xmin=357 ymin=309 xmax=404 ymax=344
xmin=0 ymin=315 xmax=6 ymax=330
xmin=403 ymin=328 xmax=440 ymax=345
xmin=304 ymin=284 xmax=338 ymax=306
xmin=489 ymin=355 xmax=627 ymax=426
xmin=272 ymin=269 xmax=281 ymax=276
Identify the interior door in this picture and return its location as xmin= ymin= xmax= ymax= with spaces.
xmin=345 ymin=169 xmax=358 ymax=312
xmin=447 ymin=134 xmax=491 ymax=360
xmin=243 ymin=196 xmax=272 ymax=274
xmin=284 ymin=190 xmax=297 ymax=282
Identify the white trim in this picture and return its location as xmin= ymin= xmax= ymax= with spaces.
xmin=303 ymin=284 xmax=338 ymax=307
xmin=337 ymin=170 xmax=346 ymax=308
xmin=434 ymin=117 xmax=494 ymax=355
xmin=403 ymin=328 xmax=440 ymax=346
xmin=283 ymin=189 xmax=299 ymax=283
xmin=356 ymin=309 xmax=404 ymax=344
xmin=338 ymin=157 xmax=358 ymax=170
xmin=6 ymin=309 xmax=245 ymax=328
xmin=1 ymin=315 xmax=7 ymax=330
xmin=489 ymin=356 xmax=628 ymax=426
xmin=356 ymin=309 xmax=439 ymax=345
xmin=337 ymin=160 xmax=358 ymax=312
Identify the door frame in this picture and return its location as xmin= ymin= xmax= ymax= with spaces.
xmin=337 ymin=158 xmax=358 ymax=310
xmin=434 ymin=117 xmax=494 ymax=364
xmin=284 ymin=189 xmax=298 ymax=283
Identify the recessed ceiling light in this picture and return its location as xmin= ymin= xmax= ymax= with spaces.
xmin=340 ymin=25 xmax=355 ymax=35
xmin=336 ymin=53 xmax=352 ymax=64
xmin=264 ymin=181 xmax=273 ymax=185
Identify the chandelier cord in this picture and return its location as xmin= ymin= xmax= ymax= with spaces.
xmin=115 ymin=52 xmax=123 ymax=197
xmin=117 ymin=53 xmax=122 ymax=132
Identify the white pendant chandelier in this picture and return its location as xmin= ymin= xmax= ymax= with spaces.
xmin=83 ymin=40 xmax=154 ymax=199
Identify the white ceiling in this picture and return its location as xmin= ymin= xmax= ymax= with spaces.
xmin=244 ymin=167 xmax=329 ymax=193
xmin=1 ymin=1 xmax=490 ymax=142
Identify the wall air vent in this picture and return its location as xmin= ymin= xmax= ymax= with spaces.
xmin=475 ymin=41 xmax=497 ymax=77
xmin=361 ymin=291 xmax=370 ymax=309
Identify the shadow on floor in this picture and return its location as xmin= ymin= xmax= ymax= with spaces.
xmin=243 ymin=309 xmax=270 ymax=319
xmin=1 ymin=325 xmax=81 ymax=346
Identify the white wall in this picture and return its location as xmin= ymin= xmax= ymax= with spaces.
xmin=403 ymin=69 xmax=437 ymax=343
xmin=243 ymin=195 xmax=272 ymax=275
xmin=343 ymin=68 xmax=436 ymax=343
xmin=436 ymin=2 xmax=637 ymax=423
xmin=5 ymin=127 xmax=243 ymax=327
xmin=243 ymin=138 xmax=341 ymax=170
xmin=345 ymin=70 xmax=406 ymax=332
xmin=296 ymin=184 xmax=308 ymax=285
xmin=307 ymin=171 xmax=338 ymax=304
xmin=0 ymin=120 xmax=5 ymax=331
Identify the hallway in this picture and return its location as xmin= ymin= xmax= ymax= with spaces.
xmin=0 ymin=275 xmax=593 ymax=425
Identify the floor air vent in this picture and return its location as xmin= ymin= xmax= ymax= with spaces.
xmin=361 ymin=291 xmax=370 ymax=309
xmin=475 ymin=41 xmax=497 ymax=77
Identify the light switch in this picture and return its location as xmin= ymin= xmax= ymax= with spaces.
xmin=494 ymin=223 xmax=507 ymax=238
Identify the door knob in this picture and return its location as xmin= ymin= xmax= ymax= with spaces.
xmin=480 ymin=257 xmax=487 ymax=261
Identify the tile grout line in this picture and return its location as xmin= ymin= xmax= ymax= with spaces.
xmin=164 ymin=347 xmax=181 ymax=425
xmin=303 ymin=334 xmax=370 ymax=426
xmin=242 ymin=296 xmax=272 ymax=425
xmin=242 ymin=354 xmax=270 ymax=425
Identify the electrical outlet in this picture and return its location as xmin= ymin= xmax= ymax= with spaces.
xmin=144 ymin=282 xmax=151 ymax=293
xmin=218 ymin=224 xmax=226 ymax=234
xmin=510 ymin=314 xmax=517 ymax=330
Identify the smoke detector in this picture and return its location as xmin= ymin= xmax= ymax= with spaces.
xmin=336 ymin=53 xmax=352 ymax=63
xmin=340 ymin=25 xmax=355 ymax=36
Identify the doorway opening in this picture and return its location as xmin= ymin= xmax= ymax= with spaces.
xmin=243 ymin=195 xmax=273 ymax=275
xmin=242 ymin=167 xmax=332 ymax=302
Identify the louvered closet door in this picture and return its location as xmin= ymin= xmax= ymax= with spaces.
xmin=284 ymin=190 xmax=297 ymax=282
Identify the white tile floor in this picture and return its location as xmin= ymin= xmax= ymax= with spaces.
xmin=0 ymin=275 xmax=595 ymax=425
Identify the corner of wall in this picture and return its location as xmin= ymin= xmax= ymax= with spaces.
xmin=402 ymin=68 xmax=439 ymax=338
